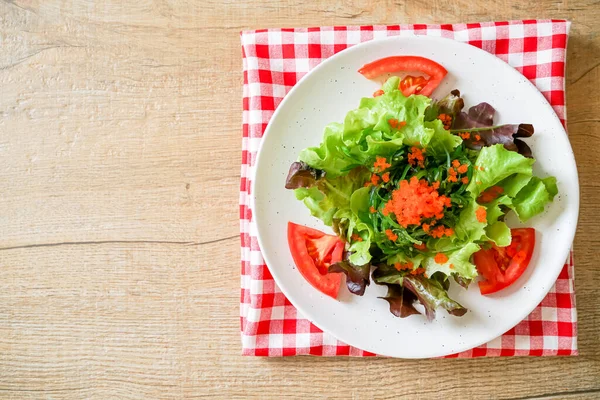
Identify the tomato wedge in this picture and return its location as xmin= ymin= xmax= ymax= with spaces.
xmin=358 ymin=56 xmax=448 ymax=97
xmin=474 ymin=228 xmax=536 ymax=295
xmin=287 ymin=222 xmax=344 ymax=299
xmin=400 ymin=75 xmax=429 ymax=97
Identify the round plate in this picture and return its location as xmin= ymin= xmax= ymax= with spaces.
xmin=252 ymin=35 xmax=579 ymax=358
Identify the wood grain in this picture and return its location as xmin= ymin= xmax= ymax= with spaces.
xmin=0 ymin=0 xmax=599 ymax=398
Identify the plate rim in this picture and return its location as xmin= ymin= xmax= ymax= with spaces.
xmin=251 ymin=34 xmax=579 ymax=358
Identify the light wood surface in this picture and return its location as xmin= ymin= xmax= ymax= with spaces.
xmin=1 ymin=1 xmax=599 ymax=399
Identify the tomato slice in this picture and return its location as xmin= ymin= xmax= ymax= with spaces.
xmin=358 ymin=56 xmax=447 ymax=97
xmin=287 ymin=222 xmax=344 ymax=299
xmin=474 ymin=228 xmax=536 ymax=295
xmin=400 ymin=75 xmax=429 ymax=97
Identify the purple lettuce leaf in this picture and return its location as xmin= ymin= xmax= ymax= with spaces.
xmin=380 ymin=284 xmax=420 ymax=318
xmin=285 ymin=161 xmax=326 ymax=189
xmin=373 ymin=264 xmax=467 ymax=320
xmin=454 ymin=102 xmax=495 ymax=128
xmin=424 ymin=89 xmax=464 ymax=121
xmin=328 ymin=259 xmax=370 ymax=296
xmin=453 ymin=274 xmax=473 ymax=289
xmin=451 ymin=100 xmax=535 ymax=158
xmin=403 ymin=275 xmax=467 ymax=321
xmin=514 ymin=138 xmax=533 ymax=158
xmin=453 ymin=123 xmax=534 ymax=157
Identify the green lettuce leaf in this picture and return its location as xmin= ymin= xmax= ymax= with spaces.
xmin=496 ymin=173 xmax=532 ymax=197
xmin=350 ymin=186 xmax=371 ymax=218
xmin=485 ymin=221 xmax=512 ymax=247
xmin=294 ymin=167 xmax=370 ymax=226
xmin=511 ymin=176 xmax=558 ymax=221
xmin=298 ymin=77 xmax=434 ymax=176
xmin=422 ymin=242 xmax=480 ymax=280
xmin=423 ymin=118 xmax=463 ymax=157
xmin=332 ymin=207 xmax=375 ymax=266
xmin=467 ymin=144 xmax=535 ymax=197
xmin=347 ymin=239 xmax=373 ymax=266
xmin=453 ymin=200 xmax=488 ymax=243
xmin=485 ymin=195 xmax=512 ymax=225
xmin=294 ymin=187 xmax=337 ymax=225
xmin=297 ymin=123 xmax=357 ymax=177
xmin=382 ymin=76 xmax=401 ymax=93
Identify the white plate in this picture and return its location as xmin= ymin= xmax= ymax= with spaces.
xmin=252 ymin=36 xmax=579 ymax=358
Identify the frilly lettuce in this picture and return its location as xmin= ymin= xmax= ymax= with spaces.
xmin=422 ymin=243 xmax=480 ymax=280
xmin=286 ymin=78 xmax=558 ymax=320
xmin=467 ymin=144 xmax=535 ymax=197
xmin=298 ymin=77 xmax=461 ymax=177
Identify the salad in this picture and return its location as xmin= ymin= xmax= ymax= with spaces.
xmin=284 ymin=56 xmax=557 ymax=320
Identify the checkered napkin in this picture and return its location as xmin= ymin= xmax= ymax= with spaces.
xmin=240 ymin=20 xmax=577 ymax=357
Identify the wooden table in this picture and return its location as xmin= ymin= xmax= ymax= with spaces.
xmin=1 ymin=1 xmax=599 ymax=399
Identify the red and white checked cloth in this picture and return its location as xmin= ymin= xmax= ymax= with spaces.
xmin=240 ymin=20 xmax=577 ymax=357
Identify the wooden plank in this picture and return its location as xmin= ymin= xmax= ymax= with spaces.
xmin=0 ymin=0 xmax=599 ymax=398
xmin=0 ymin=241 xmax=599 ymax=399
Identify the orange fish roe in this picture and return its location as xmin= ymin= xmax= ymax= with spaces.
xmin=434 ymin=253 xmax=449 ymax=264
xmin=461 ymin=176 xmax=469 ymax=185
xmin=364 ymin=181 xmax=371 ymax=187
xmin=432 ymin=181 xmax=440 ymax=190
xmin=371 ymin=174 xmax=380 ymax=185
xmin=476 ymin=206 xmax=487 ymax=223
xmin=373 ymin=156 xmax=391 ymax=172
xmin=438 ymin=113 xmax=452 ymax=130
xmin=478 ymin=185 xmax=504 ymax=203
xmin=388 ymin=118 xmax=399 ymax=128
xmin=351 ymin=233 xmax=363 ymax=242
xmin=382 ymin=172 xmax=390 ymax=183
xmin=369 ymin=206 xmax=376 ymax=213
xmin=414 ymin=242 xmax=427 ymax=251
xmin=382 ymin=176 xmax=451 ymax=228
xmin=394 ymin=261 xmax=414 ymax=271
xmin=373 ymin=89 xmax=384 ymax=97
xmin=424 ymin=225 xmax=453 ymax=239
xmin=411 ymin=267 xmax=426 ymax=275
xmin=449 ymin=162 xmax=469 ymax=183
xmin=430 ymin=225 xmax=448 ymax=238
xmin=398 ymin=121 xmax=407 ymax=129
xmin=459 ymin=132 xmax=471 ymax=140
xmin=475 ymin=165 xmax=485 ymax=171
xmin=449 ymin=264 xmax=455 ymax=270
xmin=408 ymin=147 xmax=426 ymax=168
xmin=385 ymin=229 xmax=398 ymax=242
xmin=475 ymin=134 xmax=481 ymax=141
